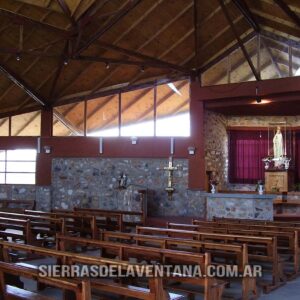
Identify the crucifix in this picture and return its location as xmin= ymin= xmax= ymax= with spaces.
xmin=163 ymin=156 xmax=181 ymax=200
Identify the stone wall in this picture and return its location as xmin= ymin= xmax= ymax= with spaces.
xmin=51 ymin=158 xmax=206 ymax=217
xmin=0 ymin=184 xmax=51 ymax=211
xmin=204 ymin=111 xmax=228 ymax=190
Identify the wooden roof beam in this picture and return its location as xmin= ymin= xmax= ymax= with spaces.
xmin=55 ymin=74 xmax=186 ymax=107
xmin=199 ymin=30 xmax=256 ymax=73
xmin=274 ymin=0 xmax=300 ymax=28
xmin=232 ymin=0 xmax=260 ymax=32
xmin=76 ymin=55 xmax=189 ymax=73
xmin=56 ymin=0 xmax=76 ymax=27
xmin=0 ymin=8 xmax=70 ymax=36
xmin=0 ymin=63 xmax=47 ymax=107
xmin=75 ymin=0 xmax=142 ymax=56
xmin=219 ymin=0 xmax=260 ymax=80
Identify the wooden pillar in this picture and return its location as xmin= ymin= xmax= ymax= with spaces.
xmin=36 ymin=108 xmax=53 ymax=186
xmin=189 ymin=80 xmax=205 ymax=190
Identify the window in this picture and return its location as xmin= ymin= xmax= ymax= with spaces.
xmin=53 ymin=103 xmax=84 ymax=136
xmin=0 ymin=149 xmax=37 ymax=184
xmin=156 ymin=80 xmax=190 ymax=136
xmin=86 ymin=95 xmax=119 ymax=137
xmin=0 ymin=118 xmax=9 ymax=136
xmin=121 ymin=88 xmax=154 ymax=136
xmin=11 ymin=111 xmax=41 ymax=136
xmin=52 ymin=80 xmax=191 ymax=137
xmin=229 ymin=130 xmax=268 ymax=184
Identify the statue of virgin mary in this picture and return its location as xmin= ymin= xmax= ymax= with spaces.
xmin=273 ymin=126 xmax=284 ymax=159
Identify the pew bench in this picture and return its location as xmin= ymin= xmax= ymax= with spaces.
xmin=168 ymin=222 xmax=300 ymax=278
xmin=26 ymin=209 xmax=122 ymax=233
xmin=0 ymin=241 xmax=182 ymax=300
xmin=56 ymin=234 xmax=226 ymax=300
xmin=137 ymin=226 xmax=284 ymax=293
xmin=0 ymin=261 xmax=91 ymax=300
xmin=0 ymin=200 xmax=35 ymax=213
xmin=60 ymin=233 xmax=257 ymax=300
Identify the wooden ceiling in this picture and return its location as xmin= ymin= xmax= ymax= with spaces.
xmin=0 ymin=0 xmax=299 ymax=120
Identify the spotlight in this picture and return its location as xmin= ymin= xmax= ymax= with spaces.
xmin=140 ymin=66 xmax=145 ymax=72
xmin=256 ymin=97 xmax=262 ymax=104
xmin=105 ymin=62 xmax=110 ymax=69
xmin=63 ymin=58 xmax=68 ymax=66
xmin=16 ymin=54 xmax=21 ymax=61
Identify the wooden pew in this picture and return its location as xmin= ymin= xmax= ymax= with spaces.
xmin=0 ymin=200 xmax=35 ymax=213
xmin=0 ymin=212 xmax=65 ymax=245
xmin=168 ymin=222 xmax=299 ymax=278
xmin=97 ymin=231 xmax=257 ymax=300
xmin=207 ymin=217 xmax=300 ymax=228
xmin=136 ymin=226 xmax=284 ymax=293
xmin=27 ymin=209 xmax=123 ymax=232
xmin=0 ymin=241 xmax=181 ymax=300
xmin=0 ymin=217 xmax=33 ymax=244
xmin=25 ymin=210 xmax=98 ymax=239
xmin=56 ymin=234 xmax=225 ymax=300
xmin=0 ymin=261 xmax=91 ymax=300
xmin=74 ymin=207 xmax=145 ymax=229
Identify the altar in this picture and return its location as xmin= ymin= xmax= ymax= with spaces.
xmin=205 ymin=192 xmax=276 ymax=220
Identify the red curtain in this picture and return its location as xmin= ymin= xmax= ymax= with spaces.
xmin=229 ymin=130 xmax=268 ymax=184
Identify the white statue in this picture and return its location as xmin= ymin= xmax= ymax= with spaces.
xmin=273 ymin=126 xmax=284 ymax=167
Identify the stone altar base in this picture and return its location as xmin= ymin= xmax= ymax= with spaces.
xmin=205 ymin=193 xmax=275 ymax=221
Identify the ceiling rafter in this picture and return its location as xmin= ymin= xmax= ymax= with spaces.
xmin=52 ymin=0 xmax=172 ymax=103
xmin=218 ymin=0 xmax=260 ymax=80
xmin=75 ymin=0 xmax=142 ymax=56
xmin=194 ymin=0 xmax=200 ymax=67
xmin=55 ymin=74 xmax=186 ymax=107
xmin=209 ymin=47 xmax=259 ymax=85
xmin=232 ymin=0 xmax=260 ymax=32
xmin=0 ymin=16 xmax=54 ymax=104
xmin=56 ymin=0 xmax=76 ymax=27
xmin=95 ymin=42 xmax=189 ymax=74
xmin=0 ymin=63 xmax=47 ymax=107
xmin=0 ymin=8 xmax=70 ymax=36
xmin=274 ymin=0 xmax=300 ymax=28
xmin=49 ymin=40 xmax=69 ymax=100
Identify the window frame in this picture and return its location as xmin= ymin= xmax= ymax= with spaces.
xmin=0 ymin=149 xmax=37 ymax=185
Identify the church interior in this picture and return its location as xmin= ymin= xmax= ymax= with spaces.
xmin=0 ymin=0 xmax=300 ymax=299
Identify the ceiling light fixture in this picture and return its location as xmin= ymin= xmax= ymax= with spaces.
xmin=140 ymin=66 xmax=145 ymax=73
xmin=16 ymin=54 xmax=21 ymax=61
xmin=63 ymin=58 xmax=68 ymax=66
xmin=105 ymin=62 xmax=110 ymax=69
xmin=255 ymin=86 xmax=261 ymax=103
